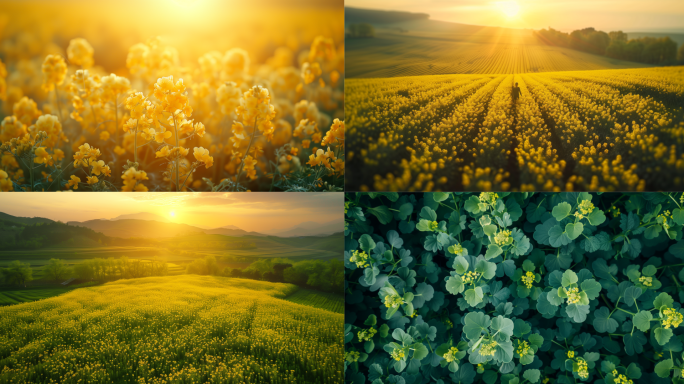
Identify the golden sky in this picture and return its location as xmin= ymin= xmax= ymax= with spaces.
xmin=0 ymin=193 xmax=343 ymax=232
xmin=346 ymin=0 xmax=684 ymax=31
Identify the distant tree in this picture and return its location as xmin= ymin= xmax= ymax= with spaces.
xmin=570 ymin=28 xmax=610 ymax=55
xmin=44 ymin=258 xmax=69 ymax=281
xmin=186 ymin=255 xmax=219 ymax=276
xmin=1 ymin=261 xmax=33 ymax=287
xmin=608 ymin=31 xmax=628 ymax=43
xmin=679 ymin=44 xmax=684 ymax=63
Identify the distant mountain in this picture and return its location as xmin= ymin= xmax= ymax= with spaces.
xmin=67 ymin=219 xmax=266 ymax=239
xmin=268 ymin=219 xmax=344 ymax=237
xmin=109 ymin=212 xmax=170 ymax=222
xmin=0 ymin=212 xmax=55 ymax=226
xmin=218 ymin=225 xmax=242 ymax=230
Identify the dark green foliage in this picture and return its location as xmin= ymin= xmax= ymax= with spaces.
xmin=345 ymin=192 xmax=684 ymax=383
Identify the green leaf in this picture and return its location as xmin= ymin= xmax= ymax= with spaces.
xmin=580 ymin=279 xmax=601 ymax=300
xmin=365 ymin=340 xmax=375 ymax=353
xmin=642 ymin=265 xmax=657 ymax=277
xmin=633 ymin=310 xmax=653 ymax=332
xmin=655 ymin=327 xmax=673 ymax=345
xmin=364 ymin=314 xmax=377 ymax=326
xmin=432 ymin=192 xmax=449 ymax=202
xmin=412 ymin=343 xmax=429 ymax=360
xmin=483 ymin=224 xmax=498 ymax=237
xmin=623 ymin=332 xmax=647 ymax=356
xmin=367 ymin=206 xmax=393 ymax=224
xmin=490 ymin=315 xmax=514 ymax=338
xmin=561 ymin=269 xmax=578 ymax=287
xmin=625 ymin=362 xmax=642 ymax=379
xmin=565 ymin=222 xmax=583 ymax=240
xmin=593 ymin=307 xmax=618 ymax=333
xmin=475 ymin=260 xmax=497 ymax=280
xmin=654 ymin=359 xmax=673 ymax=378
xmin=464 ymin=287 xmax=484 ymax=307
xmin=670 ymin=241 xmax=684 ymax=259
xmin=528 ymin=333 xmax=544 ymax=349
xmin=673 ymin=208 xmax=684 ymax=226
xmin=485 ymin=244 xmax=502 ymax=260
xmin=463 ymin=312 xmax=490 ymax=340
xmin=453 ymin=256 xmax=469 ymax=275
xmin=548 ymin=225 xmax=571 ymax=247
xmin=523 ymin=369 xmax=540 ymax=383
xmin=522 ymin=259 xmax=535 ymax=272
xmin=419 ymin=206 xmax=437 ymax=221
xmin=397 ymin=203 xmax=413 ymax=220
xmin=552 ymin=202 xmax=572 ymax=221
xmin=654 ymin=292 xmax=674 ymax=309
xmin=464 ymin=196 xmax=482 ymax=214
xmin=359 ymin=234 xmax=376 ymax=253
xmin=586 ymin=208 xmax=606 ymax=226
xmin=379 ymin=324 xmax=390 ymax=338
xmin=445 ymin=275 xmax=465 ymax=295
xmin=565 ymin=303 xmax=590 ymax=323
xmin=416 ymin=219 xmax=432 ymax=232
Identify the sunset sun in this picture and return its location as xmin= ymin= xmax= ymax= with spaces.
xmin=497 ymin=1 xmax=520 ymax=18
xmin=170 ymin=211 xmax=176 ymax=217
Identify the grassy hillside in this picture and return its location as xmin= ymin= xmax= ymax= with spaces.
xmin=346 ymin=15 xmax=652 ymax=78
xmin=0 ymin=275 xmax=343 ymax=383
xmin=283 ymin=288 xmax=344 ymax=313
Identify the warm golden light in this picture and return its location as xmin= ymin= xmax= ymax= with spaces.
xmin=170 ymin=211 xmax=176 ymax=217
xmin=496 ymin=1 xmax=520 ymax=18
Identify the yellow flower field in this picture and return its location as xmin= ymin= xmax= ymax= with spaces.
xmin=346 ymin=67 xmax=684 ymax=191
xmin=0 ymin=0 xmax=344 ymax=191
xmin=0 ymin=275 xmax=343 ymax=383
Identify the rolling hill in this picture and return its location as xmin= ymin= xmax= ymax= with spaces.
xmin=0 ymin=212 xmax=54 ymax=226
xmin=266 ymin=219 xmax=344 ymax=237
xmin=66 ymin=219 xmax=266 ymax=238
xmin=346 ymin=7 xmax=652 ymax=78
xmin=0 ymin=275 xmax=343 ymax=383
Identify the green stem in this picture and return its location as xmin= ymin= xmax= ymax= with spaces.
xmin=616 ymin=307 xmax=635 ymax=316
xmin=172 ymin=112 xmax=180 ymax=191
xmin=234 ymin=115 xmax=259 ymax=191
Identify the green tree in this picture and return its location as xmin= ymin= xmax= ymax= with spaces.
xmin=1 ymin=260 xmax=33 ymax=287
xmin=44 ymin=258 xmax=69 ymax=281
xmin=678 ymin=43 xmax=684 ymax=63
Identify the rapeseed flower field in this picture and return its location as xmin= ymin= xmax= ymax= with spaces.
xmin=346 ymin=67 xmax=684 ymax=192
xmin=0 ymin=275 xmax=343 ymax=383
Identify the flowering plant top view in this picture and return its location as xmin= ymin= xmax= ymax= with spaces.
xmin=0 ymin=2 xmax=344 ymax=191
xmin=345 ymin=192 xmax=684 ymax=384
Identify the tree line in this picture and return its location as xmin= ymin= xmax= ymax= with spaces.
xmin=0 ymin=257 xmax=169 ymax=287
xmin=186 ymin=256 xmax=344 ymax=293
xmin=535 ymin=27 xmax=684 ymax=65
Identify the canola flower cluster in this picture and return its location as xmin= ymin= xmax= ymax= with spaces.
xmin=390 ymin=349 xmax=406 ymax=361
xmin=565 ymin=287 xmax=581 ymax=305
xmin=575 ymin=358 xmax=589 ymax=379
xmin=479 ymin=340 xmax=498 ymax=357
xmin=613 ymin=371 xmax=634 ymax=384
xmin=662 ymin=307 xmax=683 ymax=329
xmin=494 ymin=229 xmax=512 ymax=246
xmin=349 ymin=250 xmax=370 ymax=268
xmin=639 ymin=276 xmax=653 ymax=287
xmin=357 ymin=327 xmax=377 ymax=342
xmin=516 ymin=340 xmax=530 ymax=356
xmin=461 ymin=271 xmax=480 ymax=285
xmin=0 ymin=275 xmax=343 ymax=384
xmin=384 ymin=294 xmax=405 ymax=309
xmin=346 ymin=67 xmax=684 ymax=191
xmin=521 ymin=271 xmax=535 ymax=289
xmin=0 ymin=29 xmax=344 ymax=191
xmin=443 ymin=347 xmax=460 ymax=363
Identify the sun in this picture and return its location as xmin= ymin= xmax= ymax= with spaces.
xmin=497 ymin=1 xmax=520 ymax=18
xmin=170 ymin=211 xmax=176 ymax=217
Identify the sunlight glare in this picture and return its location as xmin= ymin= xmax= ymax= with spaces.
xmin=170 ymin=211 xmax=176 ymax=217
xmin=497 ymin=1 xmax=520 ymax=18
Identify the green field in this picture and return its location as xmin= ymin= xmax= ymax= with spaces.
xmin=0 ymin=275 xmax=343 ymax=383
xmin=283 ymin=288 xmax=344 ymax=314
xmin=346 ymin=19 xmax=651 ymax=78
xmin=0 ymin=287 xmax=71 ymax=305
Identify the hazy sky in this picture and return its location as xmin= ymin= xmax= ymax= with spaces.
xmin=0 ymin=193 xmax=343 ymax=232
xmin=346 ymin=0 xmax=684 ymax=31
